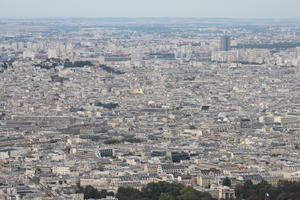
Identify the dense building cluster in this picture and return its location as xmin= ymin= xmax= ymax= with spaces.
xmin=0 ymin=18 xmax=300 ymax=200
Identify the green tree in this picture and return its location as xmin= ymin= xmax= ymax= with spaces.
xmin=247 ymin=194 xmax=260 ymax=200
xmin=142 ymin=182 xmax=166 ymax=199
xmin=116 ymin=187 xmax=141 ymax=200
xmin=222 ymin=177 xmax=231 ymax=187
xmin=244 ymin=180 xmax=254 ymax=190
xmin=159 ymin=193 xmax=175 ymax=200
xmin=277 ymin=192 xmax=289 ymax=200
xmin=255 ymin=180 xmax=272 ymax=199
xmin=167 ymin=182 xmax=184 ymax=197
xmin=107 ymin=191 xmax=115 ymax=197
xmin=76 ymin=185 xmax=110 ymax=199
xmin=179 ymin=186 xmax=198 ymax=200
xmin=116 ymin=182 xmax=213 ymax=200
xmin=235 ymin=180 xmax=300 ymax=200
xmin=84 ymin=185 xmax=101 ymax=199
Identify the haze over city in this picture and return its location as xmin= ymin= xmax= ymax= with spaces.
xmin=1 ymin=0 xmax=300 ymax=200
xmin=1 ymin=0 xmax=300 ymax=18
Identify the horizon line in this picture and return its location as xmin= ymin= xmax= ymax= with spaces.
xmin=1 ymin=17 xmax=300 ymax=20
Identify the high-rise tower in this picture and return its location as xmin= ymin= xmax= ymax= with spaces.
xmin=220 ymin=36 xmax=231 ymax=51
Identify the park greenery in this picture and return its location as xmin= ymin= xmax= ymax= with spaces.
xmin=50 ymin=75 xmax=69 ymax=83
xmin=76 ymin=185 xmax=114 ymax=199
xmin=104 ymin=137 xmax=143 ymax=145
xmin=0 ymin=60 xmax=13 ymax=73
xmin=222 ymin=177 xmax=231 ymax=187
xmin=235 ymin=180 xmax=300 ymax=200
xmin=94 ymin=102 xmax=119 ymax=109
xmin=34 ymin=59 xmax=94 ymax=69
xmin=31 ymin=59 xmax=127 ymax=77
xmin=78 ymin=182 xmax=213 ymax=200
xmin=77 ymin=180 xmax=300 ymax=200
xmin=99 ymin=64 xmax=125 ymax=75
xmin=63 ymin=60 xmax=93 ymax=68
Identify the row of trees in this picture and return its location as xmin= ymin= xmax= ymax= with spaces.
xmin=33 ymin=59 xmax=126 ymax=75
xmin=0 ymin=61 xmax=13 ymax=73
xmin=77 ymin=185 xmax=114 ymax=199
xmin=64 ymin=60 xmax=94 ymax=68
xmin=99 ymin=64 xmax=125 ymax=75
xmin=34 ymin=59 xmax=93 ymax=69
xmin=235 ymin=180 xmax=300 ymax=200
xmin=78 ymin=180 xmax=300 ymax=200
xmin=94 ymin=102 xmax=119 ymax=109
xmin=78 ymin=182 xmax=213 ymax=200
xmin=103 ymin=137 xmax=143 ymax=145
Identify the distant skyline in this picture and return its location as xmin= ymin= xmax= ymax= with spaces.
xmin=1 ymin=0 xmax=300 ymax=19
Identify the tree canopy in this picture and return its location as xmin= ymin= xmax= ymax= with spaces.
xmin=222 ymin=177 xmax=231 ymax=187
xmin=235 ymin=180 xmax=300 ymax=200
xmin=117 ymin=182 xmax=213 ymax=200
xmin=78 ymin=182 xmax=213 ymax=200
xmin=77 ymin=185 xmax=114 ymax=199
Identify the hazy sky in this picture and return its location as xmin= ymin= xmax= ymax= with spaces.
xmin=1 ymin=0 xmax=300 ymax=18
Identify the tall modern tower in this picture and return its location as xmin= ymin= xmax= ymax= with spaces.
xmin=296 ymin=47 xmax=300 ymax=59
xmin=220 ymin=36 xmax=231 ymax=51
